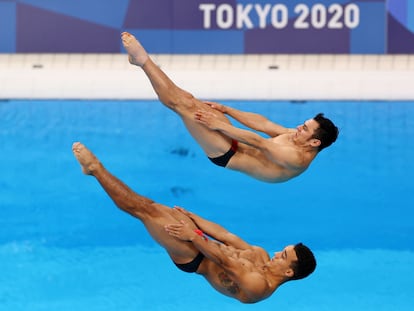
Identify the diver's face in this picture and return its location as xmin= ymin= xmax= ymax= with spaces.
xmin=269 ymin=245 xmax=297 ymax=277
xmin=295 ymin=119 xmax=321 ymax=147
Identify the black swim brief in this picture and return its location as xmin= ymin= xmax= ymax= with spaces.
xmin=208 ymin=139 xmax=238 ymax=167
xmin=174 ymin=252 xmax=205 ymax=273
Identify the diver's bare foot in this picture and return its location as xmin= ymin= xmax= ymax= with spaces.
xmin=72 ymin=142 xmax=101 ymax=175
xmin=121 ymin=31 xmax=149 ymax=67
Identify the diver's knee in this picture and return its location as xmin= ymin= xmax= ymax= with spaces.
xmin=168 ymin=90 xmax=197 ymax=113
xmin=144 ymin=201 xmax=165 ymax=218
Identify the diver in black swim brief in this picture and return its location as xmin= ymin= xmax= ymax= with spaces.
xmin=174 ymin=252 xmax=205 ymax=273
xmin=73 ymin=141 xmax=317 ymax=303
xmin=208 ymin=139 xmax=238 ymax=167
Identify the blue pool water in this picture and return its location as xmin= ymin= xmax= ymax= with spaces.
xmin=1 ymin=100 xmax=413 ymax=310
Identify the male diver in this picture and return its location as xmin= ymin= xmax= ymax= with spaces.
xmin=121 ymin=32 xmax=339 ymax=183
xmin=72 ymin=142 xmax=316 ymax=303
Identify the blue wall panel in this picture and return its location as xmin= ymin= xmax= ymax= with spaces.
xmin=0 ymin=0 xmax=412 ymax=54
xmin=0 ymin=2 xmax=16 ymax=52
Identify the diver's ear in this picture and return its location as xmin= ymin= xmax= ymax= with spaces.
xmin=310 ymin=139 xmax=321 ymax=148
xmin=285 ymin=268 xmax=294 ymax=278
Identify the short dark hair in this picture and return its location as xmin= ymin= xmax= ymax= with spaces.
xmin=312 ymin=113 xmax=339 ymax=151
xmin=289 ymin=243 xmax=317 ymax=280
